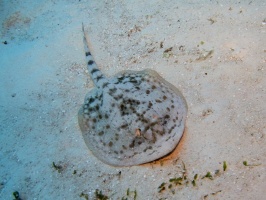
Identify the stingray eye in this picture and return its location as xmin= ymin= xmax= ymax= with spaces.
xmin=135 ymin=128 xmax=141 ymax=137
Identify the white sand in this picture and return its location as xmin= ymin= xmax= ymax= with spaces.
xmin=0 ymin=0 xmax=265 ymax=199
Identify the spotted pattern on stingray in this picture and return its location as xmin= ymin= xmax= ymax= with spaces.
xmin=78 ymin=25 xmax=188 ymax=166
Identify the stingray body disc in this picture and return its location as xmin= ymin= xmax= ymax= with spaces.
xmin=78 ymin=69 xmax=187 ymax=166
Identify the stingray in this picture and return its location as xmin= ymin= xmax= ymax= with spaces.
xmin=78 ymin=26 xmax=188 ymax=166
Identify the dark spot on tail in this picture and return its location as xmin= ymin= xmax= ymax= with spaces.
xmin=91 ymin=68 xmax=99 ymax=74
xmin=88 ymin=60 xmax=94 ymax=65
xmin=86 ymin=52 xmax=91 ymax=56
xmin=96 ymin=75 xmax=104 ymax=81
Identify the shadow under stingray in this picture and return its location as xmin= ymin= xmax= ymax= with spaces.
xmin=141 ymin=126 xmax=188 ymax=167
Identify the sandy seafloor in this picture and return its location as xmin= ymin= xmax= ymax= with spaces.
xmin=0 ymin=0 xmax=266 ymax=199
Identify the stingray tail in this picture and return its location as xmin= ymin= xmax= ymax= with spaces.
xmin=82 ymin=24 xmax=106 ymax=87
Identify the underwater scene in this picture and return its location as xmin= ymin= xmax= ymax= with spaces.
xmin=0 ymin=0 xmax=265 ymax=199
